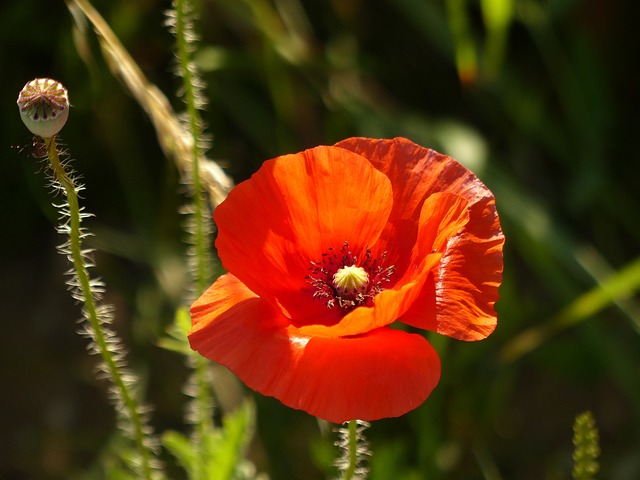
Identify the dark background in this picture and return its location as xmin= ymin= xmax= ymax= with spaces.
xmin=1 ymin=0 xmax=639 ymax=478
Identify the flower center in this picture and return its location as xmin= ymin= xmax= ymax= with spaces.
xmin=333 ymin=265 xmax=369 ymax=297
xmin=306 ymin=242 xmax=395 ymax=310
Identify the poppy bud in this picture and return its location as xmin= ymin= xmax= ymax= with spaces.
xmin=17 ymin=78 xmax=69 ymax=138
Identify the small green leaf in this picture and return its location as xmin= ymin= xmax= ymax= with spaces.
xmin=162 ymin=430 xmax=197 ymax=477
xmin=104 ymin=463 xmax=139 ymax=480
xmin=163 ymin=400 xmax=257 ymax=480
xmin=158 ymin=307 xmax=193 ymax=355
xmin=204 ymin=400 xmax=257 ymax=480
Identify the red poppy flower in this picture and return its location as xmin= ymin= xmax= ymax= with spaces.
xmin=189 ymin=137 xmax=504 ymax=424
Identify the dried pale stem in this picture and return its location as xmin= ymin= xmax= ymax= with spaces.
xmin=65 ymin=0 xmax=233 ymax=207
xmin=46 ymin=137 xmax=159 ymax=480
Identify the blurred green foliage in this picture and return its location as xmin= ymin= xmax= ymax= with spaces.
xmin=1 ymin=0 xmax=639 ymax=479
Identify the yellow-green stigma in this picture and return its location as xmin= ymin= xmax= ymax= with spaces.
xmin=333 ymin=265 xmax=369 ymax=297
xmin=307 ymin=242 xmax=395 ymax=310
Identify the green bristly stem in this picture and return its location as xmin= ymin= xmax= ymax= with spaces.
xmin=174 ymin=1 xmax=215 ymax=478
xmin=342 ymin=420 xmax=359 ymax=480
xmin=46 ymin=137 xmax=155 ymax=480
xmin=175 ymin=0 xmax=210 ymax=293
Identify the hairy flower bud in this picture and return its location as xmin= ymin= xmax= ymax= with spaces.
xmin=17 ymin=78 xmax=69 ymax=138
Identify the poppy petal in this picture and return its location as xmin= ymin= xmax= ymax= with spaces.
xmin=336 ymin=137 xmax=504 ymax=341
xmin=190 ymin=274 xmax=300 ymax=400
xmin=299 ymin=192 xmax=469 ymax=338
xmin=399 ymin=206 xmax=504 ymax=340
xmin=294 ymin=328 xmax=440 ymax=423
xmin=189 ymin=274 xmax=441 ymax=423
xmin=214 ymin=146 xmax=393 ymax=320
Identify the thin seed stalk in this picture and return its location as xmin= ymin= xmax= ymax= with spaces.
xmin=46 ymin=137 xmax=156 ymax=480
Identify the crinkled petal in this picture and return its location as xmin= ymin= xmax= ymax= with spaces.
xmin=300 ymin=193 xmax=468 ymax=337
xmin=214 ymin=146 xmax=393 ymax=320
xmin=399 ymin=213 xmax=504 ymax=340
xmin=189 ymin=274 xmax=440 ymax=423
xmin=335 ymin=137 xmax=504 ymax=340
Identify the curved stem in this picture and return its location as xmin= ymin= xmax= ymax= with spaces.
xmin=46 ymin=137 xmax=157 ymax=480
